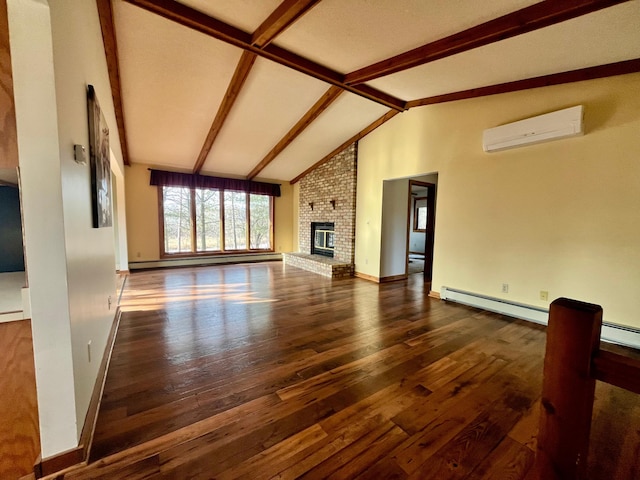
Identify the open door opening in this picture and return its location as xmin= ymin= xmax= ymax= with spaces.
xmin=407 ymin=176 xmax=437 ymax=282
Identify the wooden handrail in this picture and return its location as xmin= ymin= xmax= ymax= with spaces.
xmin=535 ymin=297 xmax=640 ymax=479
xmin=592 ymin=349 xmax=640 ymax=395
xmin=536 ymin=298 xmax=602 ymax=480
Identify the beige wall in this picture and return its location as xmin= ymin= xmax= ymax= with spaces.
xmin=274 ymin=179 xmax=295 ymax=253
xmin=357 ymin=73 xmax=640 ymax=328
xmin=125 ymin=164 xmax=160 ymax=261
xmin=125 ymin=163 xmax=295 ymax=261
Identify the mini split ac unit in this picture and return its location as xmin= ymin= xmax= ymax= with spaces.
xmin=482 ymin=105 xmax=584 ymax=153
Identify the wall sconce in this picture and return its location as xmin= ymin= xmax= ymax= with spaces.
xmin=309 ymin=202 xmax=314 ymax=210
xmin=73 ymin=144 xmax=87 ymax=165
xmin=330 ymin=200 xmax=336 ymax=209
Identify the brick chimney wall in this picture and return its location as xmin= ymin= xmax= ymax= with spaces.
xmin=298 ymin=143 xmax=357 ymax=264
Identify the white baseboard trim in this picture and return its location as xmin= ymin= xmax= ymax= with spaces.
xmin=0 ymin=311 xmax=25 ymax=324
xmin=441 ymin=286 xmax=640 ymax=350
xmin=129 ymin=253 xmax=282 ymax=270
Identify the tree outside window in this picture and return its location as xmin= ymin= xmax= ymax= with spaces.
xmin=161 ymin=186 xmax=272 ymax=256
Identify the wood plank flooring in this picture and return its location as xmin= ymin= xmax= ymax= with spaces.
xmin=55 ymin=262 xmax=640 ymax=479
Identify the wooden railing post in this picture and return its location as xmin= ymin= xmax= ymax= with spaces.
xmin=536 ymin=298 xmax=603 ymax=480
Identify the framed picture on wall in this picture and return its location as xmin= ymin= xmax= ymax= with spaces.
xmin=87 ymin=84 xmax=112 ymax=228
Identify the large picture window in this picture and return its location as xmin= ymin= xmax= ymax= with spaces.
xmin=160 ymin=186 xmax=273 ymax=256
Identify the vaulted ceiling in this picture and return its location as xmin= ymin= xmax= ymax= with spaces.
xmin=99 ymin=0 xmax=640 ymax=183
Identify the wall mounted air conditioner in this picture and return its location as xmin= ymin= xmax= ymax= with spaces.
xmin=483 ymin=105 xmax=584 ymax=153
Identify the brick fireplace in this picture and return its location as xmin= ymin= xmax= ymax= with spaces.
xmin=284 ymin=143 xmax=357 ymax=278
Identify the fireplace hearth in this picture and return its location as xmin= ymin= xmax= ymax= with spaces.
xmin=311 ymin=222 xmax=335 ymax=257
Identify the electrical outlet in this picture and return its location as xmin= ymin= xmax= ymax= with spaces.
xmin=108 ymin=295 xmax=112 ymax=310
xmin=540 ymin=290 xmax=549 ymax=301
xmin=502 ymin=283 xmax=509 ymax=293
xmin=87 ymin=341 xmax=92 ymax=363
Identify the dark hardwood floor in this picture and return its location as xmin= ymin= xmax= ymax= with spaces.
xmin=55 ymin=262 xmax=640 ymax=479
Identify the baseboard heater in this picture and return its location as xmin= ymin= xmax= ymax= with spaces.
xmin=441 ymin=287 xmax=640 ymax=350
xmin=130 ymin=253 xmax=282 ymax=270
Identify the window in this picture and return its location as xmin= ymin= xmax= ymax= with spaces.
xmin=160 ymin=186 xmax=272 ymax=256
xmin=413 ymin=197 xmax=427 ymax=232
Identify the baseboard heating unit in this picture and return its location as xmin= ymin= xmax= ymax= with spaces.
xmin=440 ymin=286 xmax=640 ymax=350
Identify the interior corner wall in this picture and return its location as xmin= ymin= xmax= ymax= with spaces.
xmin=272 ymin=180 xmax=294 ymax=253
xmin=356 ymin=72 xmax=640 ymax=329
xmin=292 ymin=182 xmax=300 ymax=253
xmin=125 ymin=163 xmax=160 ymax=261
xmin=112 ymin=157 xmax=129 ymax=272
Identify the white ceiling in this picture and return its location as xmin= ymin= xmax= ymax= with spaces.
xmin=112 ymin=0 xmax=640 ymax=182
xmin=274 ymin=0 xmax=539 ymax=72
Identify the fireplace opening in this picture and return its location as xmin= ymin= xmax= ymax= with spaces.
xmin=311 ymin=222 xmax=335 ymax=258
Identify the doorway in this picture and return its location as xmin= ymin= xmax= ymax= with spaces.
xmin=407 ymin=177 xmax=437 ymax=282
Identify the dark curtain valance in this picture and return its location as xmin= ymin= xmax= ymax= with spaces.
xmin=149 ymin=169 xmax=281 ymax=197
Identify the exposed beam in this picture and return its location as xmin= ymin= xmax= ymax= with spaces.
xmin=290 ymin=109 xmax=400 ymax=184
xmin=193 ymin=51 xmax=257 ymax=174
xmin=123 ymin=0 xmax=406 ymax=111
xmin=406 ymin=58 xmax=640 ymax=109
xmin=252 ymin=0 xmax=321 ymax=48
xmin=97 ymin=0 xmax=130 ymax=166
xmin=345 ymin=0 xmax=630 ymax=85
xmin=247 ymin=86 xmax=343 ymax=180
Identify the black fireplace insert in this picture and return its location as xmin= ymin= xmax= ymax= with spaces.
xmin=311 ymin=222 xmax=335 ymax=257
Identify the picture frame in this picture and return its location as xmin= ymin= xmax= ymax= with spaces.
xmin=87 ymin=85 xmax=112 ymax=228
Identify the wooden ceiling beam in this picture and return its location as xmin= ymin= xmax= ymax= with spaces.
xmin=345 ymin=0 xmax=631 ymax=85
xmin=406 ymin=58 xmax=640 ymax=109
xmin=192 ymin=1 xmax=321 ymax=173
xmin=193 ymin=51 xmax=257 ymax=174
xmin=123 ymin=0 xmax=406 ymax=111
xmin=252 ymin=0 xmax=321 ymax=48
xmin=192 ymin=1 xmax=320 ymax=174
xmin=96 ymin=0 xmax=130 ymax=166
xmin=290 ymin=109 xmax=400 ymax=184
xmin=247 ymin=86 xmax=343 ymax=180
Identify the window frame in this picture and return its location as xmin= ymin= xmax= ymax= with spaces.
xmin=158 ymin=186 xmax=274 ymax=258
xmin=413 ymin=196 xmax=427 ymax=232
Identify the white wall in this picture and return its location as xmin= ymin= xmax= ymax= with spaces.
xmin=8 ymin=0 xmax=78 ymax=457
xmin=49 ymin=0 xmax=125 ymax=440
xmin=8 ymin=0 xmax=127 ymax=457
xmin=380 ymin=178 xmax=409 ymax=278
xmin=357 ymin=73 xmax=640 ymax=328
